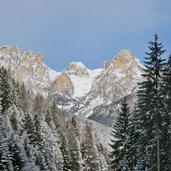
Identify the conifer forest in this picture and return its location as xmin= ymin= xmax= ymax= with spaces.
xmin=0 ymin=34 xmax=171 ymax=171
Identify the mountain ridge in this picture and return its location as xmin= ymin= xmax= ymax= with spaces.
xmin=0 ymin=45 xmax=143 ymax=127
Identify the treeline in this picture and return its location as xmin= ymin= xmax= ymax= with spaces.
xmin=109 ymin=34 xmax=171 ymax=171
xmin=0 ymin=67 xmax=108 ymax=171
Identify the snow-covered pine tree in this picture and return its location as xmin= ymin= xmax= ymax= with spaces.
xmin=49 ymin=103 xmax=72 ymax=170
xmin=41 ymin=121 xmax=63 ymax=171
xmin=0 ymin=67 xmax=13 ymax=113
xmin=9 ymin=107 xmax=19 ymax=133
xmin=120 ymin=156 xmax=130 ymax=171
xmin=81 ymin=121 xmax=100 ymax=171
xmin=6 ymin=70 xmax=19 ymax=107
xmin=126 ymin=109 xmax=140 ymax=171
xmin=166 ymin=53 xmax=171 ymax=170
xmin=32 ymin=114 xmax=48 ymax=170
xmin=17 ymin=84 xmax=31 ymax=113
xmin=66 ymin=116 xmax=82 ymax=171
xmin=22 ymin=135 xmax=39 ymax=170
xmin=50 ymin=102 xmax=64 ymax=137
xmin=133 ymin=34 xmax=166 ymax=170
xmin=109 ymin=98 xmax=130 ymax=171
xmin=43 ymin=108 xmax=63 ymax=171
xmin=21 ymin=94 xmax=47 ymax=170
xmin=0 ymin=96 xmax=13 ymax=170
xmin=32 ymin=113 xmax=43 ymax=147
xmin=21 ymin=112 xmax=35 ymax=142
xmin=96 ymin=142 xmax=108 ymax=171
xmin=160 ymin=52 xmax=171 ymax=170
xmin=8 ymin=133 xmax=30 ymax=171
xmin=60 ymin=134 xmax=72 ymax=171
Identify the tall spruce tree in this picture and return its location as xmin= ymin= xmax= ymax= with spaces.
xmin=81 ymin=121 xmax=100 ymax=171
xmin=126 ymin=109 xmax=141 ymax=171
xmin=160 ymin=52 xmax=171 ymax=170
xmin=133 ymin=34 xmax=166 ymax=170
xmin=0 ymin=97 xmax=13 ymax=170
xmin=60 ymin=134 xmax=72 ymax=171
xmin=0 ymin=67 xmax=12 ymax=113
xmin=166 ymin=53 xmax=171 ymax=170
xmin=67 ymin=116 xmax=82 ymax=171
xmin=109 ymin=98 xmax=130 ymax=171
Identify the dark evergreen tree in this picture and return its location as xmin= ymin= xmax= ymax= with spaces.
xmin=81 ymin=121 xmax=100 ymax=171
xmin=0 ymin=68 xmax=13 ymax=170
xmin=8 ymin=134 xmax=27 ymax=171
xmin=21 ymin=99 xmax=46 ymax=170
xmin=50 ymin=102 xmax=64 ymax=140
xmin=109 ymin=98 xmax=130 ymax=171
xmin=160 ymin=52 xmax=171 ymax=170
xmin=0 ymin=67 xmax=12 ymax=113
xmin=8 ymin=105 xmax=20 ymax=133
xmin=166 ymin=53 xmax=171 ymax=170
xmin=17 ymin=83 xmax=33 ymax=116
xmin=32 ymin=113 xmax=43 ymax=147
xmin=133 ymin=34 xmax=166 ymax=170
xmin=0 ymin=65 xmax=110 ymax=170
xmin=7 ymin=72 xmax=19 ymax=106
xmin=126 ymin=110 xmax=140 ymax=171
xmin=0 ymin=99 xmax=13 ymax=170
xmin=60 ymin=134 xmax=72 ymax=171
xmin=32 ymin=113 xmax=48 ymax=170
xmin=21 ymin=112 xmax=35 ymax=141
xmin=22 ymin=135 xmax=38 ymax=170
xmin=67 ymin=116 xmax=82 ymax=171
xmin=131 ymin=80 xmax=157 ymax=170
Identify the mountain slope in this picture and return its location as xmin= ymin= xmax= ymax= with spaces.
xmin=0 ymin=46 xmax=143 ymax=127
xmin=75 ymin=50 xmax=143 ymax=125
xmin=0 ymin=46 xmax=57 ymax=96
xmin=0 ymin=68 xmax=110 ymax=170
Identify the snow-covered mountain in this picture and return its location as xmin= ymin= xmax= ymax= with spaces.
xmin=0 ymin=46 xmax=57 ymax=96
xmin=0 ymin=46 xmax=143 ymax=127
xmin=51 ymin=61 xmax=103 ymax=98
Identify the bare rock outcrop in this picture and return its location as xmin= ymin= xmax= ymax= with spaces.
xmin=0 ymin=46 xmax=57 ymax=96
xmin=88 ymin=49 xmax=143 ymax=101
xmin=53 ymin=71 xmax=74 ymax=96
xmin=0 ymin=46 xmax=144 ymax=126
xmin=67 ymin=62 xmax=89 ymax=76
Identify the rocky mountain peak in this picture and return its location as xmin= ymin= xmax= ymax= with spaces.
xmin=53 ymin=71 xmax=74 ymax=96
xmin=0 ymin=46 xmax=144 ymax=126
xmin=87 ymin=49 xmax=143 ymax=102
xmin=112 ymin=49 xmax=137 ymax=69
xmin=76 ymin=50 xmax=143 ymax=122
xmin=67 ymin=62 xmax=89 ymax=76
xmin=34 ymin=52 xmax=44 ymax=64
xmin=0 ymin=46 xmax=57 ymax=96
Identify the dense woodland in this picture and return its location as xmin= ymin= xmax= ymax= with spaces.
xmin=0 ymin=68 xmax=108 ymax=170
xmin=0 ymin=34 xmax=171 ymax=171
xmin=109 ymin=34 xmax=171 ymax=171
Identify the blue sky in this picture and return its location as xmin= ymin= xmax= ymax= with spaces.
xmin=0 ymin=0 xmax=170 ymax=71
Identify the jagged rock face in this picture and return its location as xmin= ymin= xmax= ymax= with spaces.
xmin=0 ymin=46 xmax=143 ymax=127
xmin=53 ymin=62 xmax=102 ymax=98
xmin=0 ymin=46 xmax=57 ymax=96
xmin=53 ymin=71 xmax=74 ymax=96
xmin=50 ymin=62 xmax=101 ymax=98
xmin=67 ymin=62 xmax=89 ymax=76
xmin=89 ymin=49 xmax=142 ymax=101
xmin=75 ymin=50 xmax=143 ymax=122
